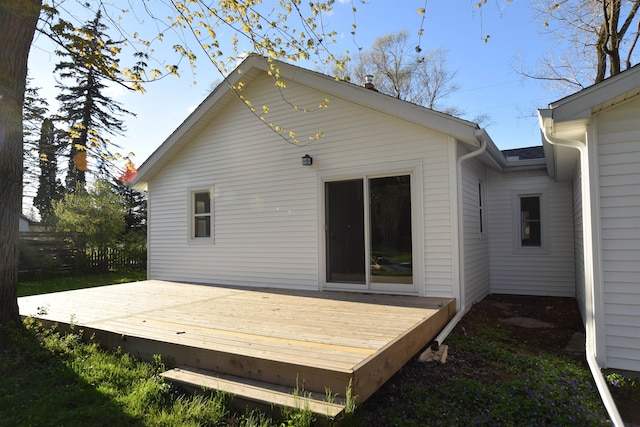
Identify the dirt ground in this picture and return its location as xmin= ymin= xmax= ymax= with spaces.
xmin=360 ymin=294 xmax=640 ymax=426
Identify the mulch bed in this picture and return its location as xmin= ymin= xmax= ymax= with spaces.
xmin=356 ymin=294 xmax=640 ymax=426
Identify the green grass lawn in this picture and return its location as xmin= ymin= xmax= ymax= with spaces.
xmin=0 ymin=319 xmax=284 ymax=427
xmin=8 ymin=271 xmax=318 ymax=427
xmin=18 ymin=270 xmax=148 ymax=297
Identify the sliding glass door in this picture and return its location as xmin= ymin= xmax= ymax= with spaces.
xmin=369 ymin=175 xmax=413 ymax=285
xmin=325 ymin=179 xmax=366 ymax=283
xmin=325 ymin=174 xmax=413 ymax=291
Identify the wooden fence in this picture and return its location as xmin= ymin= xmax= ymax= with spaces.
xmin=85 ymin=247 xmax=146 ymax=271
xmin=19 ymin=232 xmax=146 ymax=280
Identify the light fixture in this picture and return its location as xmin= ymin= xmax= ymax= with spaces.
xmin=302 ymin=154 xmax=313 ymax=166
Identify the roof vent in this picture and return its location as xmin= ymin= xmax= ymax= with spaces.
xmin=364 ymin=75 xmax=377 ymax=91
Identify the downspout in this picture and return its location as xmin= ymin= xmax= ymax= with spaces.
xmin=539 ymin=111 xmax=624 ymax=427
xmin=433 ymin=129 xmax=487 ymax=345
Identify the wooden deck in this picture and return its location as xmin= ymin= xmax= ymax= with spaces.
xmin=18 ymin=280 xmax=455 ymax=411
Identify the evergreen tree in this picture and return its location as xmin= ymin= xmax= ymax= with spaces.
xmin=22 ymin=81 xmax=49 ymax=212
xmin=123 ymin=185 xmax=147 ymax=239
xmin=54 ymin=10 xmax=134 ymax=192
xmin=33 ymin=118 xmax=64 ymax=223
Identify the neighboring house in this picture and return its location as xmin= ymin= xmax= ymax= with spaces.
xmin=131 ymin=55 xmax=638 ymax=376
xmin=539 ymin=63 xmax=640 ymax=374
xmin=19 ymin=214 xmax=40 ymax=232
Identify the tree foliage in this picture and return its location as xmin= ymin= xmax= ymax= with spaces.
xmin=33 ymin=118 xmax=64 ymax=223
xmin=22 ymin=82 xmax=49 ymax=194
xmin=528 ymin=0 xmax=640 ymax=91
xmin=353 ymin=31 xmax=459 ymax=111
xmin=53 ymin=179 xmax=126 ymax=253
xmin=112 ymin=177 xmax=147 ymax=240
xmin=53 ymin=9 xmax=134 ymax=191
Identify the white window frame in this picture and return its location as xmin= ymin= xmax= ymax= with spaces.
xmin=189 ymin=185 xmax=214 ymax=244
xmin=513 ymin=192 xmax=547 ymax=252
xmin=478 ymin=179 xmax=486 ymax=239
xmin=318 ymin=160 xmax=424 ymax=296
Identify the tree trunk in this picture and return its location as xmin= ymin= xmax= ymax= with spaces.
xmin=607 ymin=0 xmax=622 ymax=77
xmin=595 ymin=22 xmax=609 ymax=83
xmin=0 ymin=1 xmax=42 ymax=326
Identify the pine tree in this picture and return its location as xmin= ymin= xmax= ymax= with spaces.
xmin=54 ymin=10 xmax=134 ymax=192
xmin=33 ymin=118 xmax=64 ymax=223
xmin=116 ymin=179 xmax=146 ymax=237
xmin=22 ymin=82 xmax=50 ymax=212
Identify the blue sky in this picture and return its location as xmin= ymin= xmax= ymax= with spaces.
xmin=28 ymin=0 xmax=555 ymax=169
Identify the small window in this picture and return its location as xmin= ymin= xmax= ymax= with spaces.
xmin=520 ymin=195 xmax=541 ymax=247
xmin=191 ymin=188 xmax=213 ymax=240
xmin=478 ymin=181 xmax=485 ymax=236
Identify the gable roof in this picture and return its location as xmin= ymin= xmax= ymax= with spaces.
xmin=131 ymin=54 xmax=487 ymax=190
xmin=544 ymin=64 xmax=640 ymax=123
xmin=538 ymin=64 xmax=640 ymax=180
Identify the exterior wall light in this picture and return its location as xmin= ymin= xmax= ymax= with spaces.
xmin=302 ymin=154 xmax=313 ymax=166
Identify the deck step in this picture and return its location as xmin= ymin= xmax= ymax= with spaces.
xmin=161 ymin=366 xmax=346 ymax=419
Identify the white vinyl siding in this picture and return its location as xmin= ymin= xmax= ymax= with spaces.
xmin=594 ymin=96 xmax=640 ymax=372
xmin=487 ymin=168 xmax=575 ymax=296
xmin=146 ymin=73 xmax=457 ymax=297
xmin=571 ymin=164 xmax=586 ymax=323
xmin=460 ymin=155 xmax=489 ymax=305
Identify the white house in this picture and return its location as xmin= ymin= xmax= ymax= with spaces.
xmin=131 ymin=55 xmax=638 ymax=384
xmin=539 ymin=64 xmax=640 ymax=374
xmin=19 ymin=214 xmax=39 ymax=232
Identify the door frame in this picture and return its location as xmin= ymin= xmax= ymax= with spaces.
xmin=318 ymin=161 xmax=424 ymax=295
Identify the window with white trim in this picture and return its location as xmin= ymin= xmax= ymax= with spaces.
xmin=478 ymin=180 xmax=486 ymax=237
xmin=519 ymin=195 xmax=541 ymax=247
xmin=190 ymin=187 xmax=213 ymax=241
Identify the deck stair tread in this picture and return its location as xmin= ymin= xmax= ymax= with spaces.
xmin=161 ymin=366 xmax=347 ymax=419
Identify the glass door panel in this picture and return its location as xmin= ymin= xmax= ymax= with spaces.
xmin=325 ymin=180 xmax=366 ymax=284
xmin=369 ymin=175 xmax=413 ymax=284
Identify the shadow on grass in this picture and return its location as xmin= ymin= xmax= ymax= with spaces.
xmin=18 ymin=269 xmax=147 ymax=297
xmin=0 ymin=323 xmax=141 ymax=427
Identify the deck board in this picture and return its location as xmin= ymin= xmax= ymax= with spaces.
xmin=19 ymin=280 xmax=455 ymax=404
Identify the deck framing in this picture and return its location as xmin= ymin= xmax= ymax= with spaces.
xmin=19 ymin=280 xmax=455 ymax=404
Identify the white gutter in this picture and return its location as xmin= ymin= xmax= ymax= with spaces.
xmin=539 ymin=111 xmax=624 ymax=427
xmin=433 ymin=129 xmax=487 ymax=345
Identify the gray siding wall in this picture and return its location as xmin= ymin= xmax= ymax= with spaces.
xmin=461 ymin=155 xmax=490 ymax=305
xmin=595 ymin=96 xmax=640 ymax=372
xmin=146 ymin=73 xmax=457 ymax=297
xmin=486 ymin=168 xmax=575 ymax=296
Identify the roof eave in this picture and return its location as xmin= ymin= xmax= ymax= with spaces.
xmin=131 ymin=54 xmax=488 ymax=190
xmin=547 ymin=64 xmax=640 ymax=122
xmin=255 ymin=58 xmax=482 ymax=146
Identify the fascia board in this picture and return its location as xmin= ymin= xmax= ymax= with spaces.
xmin=549 ymin=65 xmax=640 ymax=122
